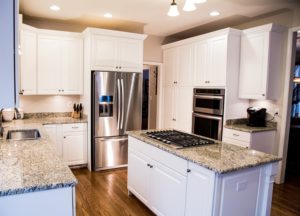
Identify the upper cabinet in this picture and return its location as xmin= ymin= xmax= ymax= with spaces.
xmin=19 ymin=25 xmax=84 ymax=95
xmin=194 ymin=35 xmax=227 ymax=87
xmin=37 ymin=33 xmax=83 ymax=95
xmin=88 ymin=29 xmax=146 ymax=72
xmin=20 ymin=25 xmax=37 ymax=95
xmin=0 ymin=0 xmax=18 ymax=108
xmin=239 ymin=24 xmax=285 ymax=100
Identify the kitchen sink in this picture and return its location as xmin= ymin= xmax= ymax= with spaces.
xmin=6 ymin=129 xmax=41 ymax=140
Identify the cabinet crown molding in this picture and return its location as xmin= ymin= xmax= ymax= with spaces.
xmin=82 ymin=27 xmax=147 ymax=40
xmin=161 ymin=27 xmax=241 ymax=50
xmin=242 ymin=23 xmax=287 ymax=35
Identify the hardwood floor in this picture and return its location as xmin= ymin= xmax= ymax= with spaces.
xmin=73 ymin=168 xmax=300 ymax=216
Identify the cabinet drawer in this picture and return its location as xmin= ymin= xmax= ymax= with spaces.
xmin=63 ymin=123 xmax=85 ymax=132
xmin=129 ymin=137 xmax=188 ymax=176
xmin=223 ymin=137 xmax=249 ymax=148
xmin=223 ymin=128 xmax=251 ymax=143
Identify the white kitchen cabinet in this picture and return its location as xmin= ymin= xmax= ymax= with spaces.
xmin=91 ymin=35 xmax=143 ymax=72
xmin=162 ymin=86 xmax=193 ymax=133
xmin=43 ymin=123 xmax=87 ymax=166
xmin=239 ymin=24 xmax=284 ymax=100
xmin=163 ymin=44 xmax=194 ymax=87
xmin=128 ymin=137 xmax=188 ymax=216
xmin=37 ymin=33 xmax=83 ymax=95
xmin=194 ymin=35 xmax=227 ymax=87
xmin=128 ymin=135 xmax=279 ymax=216
xmin=185 ymin=162 xmax=215 ymax=216
xmin=20 ymin=24 xmax=37 ymax=95
xmin=222 ymin=127 xmax=276 ymax=154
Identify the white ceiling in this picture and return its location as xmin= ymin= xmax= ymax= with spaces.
xmin=20 ymin=0 xmax=300 ymax=36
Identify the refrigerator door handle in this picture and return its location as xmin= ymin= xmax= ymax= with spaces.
xmin=117 ymin=79 xmax=121 ymax=129
xmin=121 ymin=78 xmax=125 ymax=130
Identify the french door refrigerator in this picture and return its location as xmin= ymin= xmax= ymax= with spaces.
xmin=92 ymin=71 xmax=142 ymax=171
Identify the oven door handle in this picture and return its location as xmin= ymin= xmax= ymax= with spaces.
xmin=194 ymin=95 xmax=224 ymax=100
xmin=193 ymin=112 xmax=223 ymax=120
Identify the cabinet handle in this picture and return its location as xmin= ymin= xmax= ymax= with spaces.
xmin=233 ymin=134 xmax=239 ymax=137
xmin=116 ymin=66 xmax=118 ymax=69
xmin=208 ymin=81 xmax=210 ymax=83
xmin=58 ymin=89 xmax=61 ymax=92
xmin=262 ymin=94 xmax=265 ymax=96
xmin=64 ymin=136 xmax=66 ymax=139
xmin=19 ymin=89 xmax=24 ymax=95
xmin=187 ymin=169 xmax=191 ymax=173
xmin=119 ymin=66 xmax=122 ymax=69
xmin=149 ymin=165 xmax=153 ymax=168
xmin=72 ymin=126 xmax=79 ymax=129
xmin=62 ymin=89 xmax=64 ymax=92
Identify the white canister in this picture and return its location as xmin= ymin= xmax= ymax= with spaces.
xmin=2 ymin=108 xmax=15 ymax=121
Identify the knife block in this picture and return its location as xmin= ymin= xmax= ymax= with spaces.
xmin=72 ymin=111 xmax=81 ymax=119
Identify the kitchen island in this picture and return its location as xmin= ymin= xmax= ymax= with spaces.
xmin=127 ymin=130 xmax=281 ymax=216
xmin=0 ymin=116 xmax=85 ymax=216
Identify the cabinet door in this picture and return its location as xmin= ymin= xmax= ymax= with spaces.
xmin=20 ymin=27 xmax=37 ymax=95
xmin=128 ymin=150 xmax=151 ymax=205
xmin=150 ymin=160 xmax=187 ymax=216
xmin=62 ymin=131 xmax=87 ymax=165
xmin=162 ymin=86 xmax=175 ymax=129
xmin=118 ymin=38 xmax=143 ymax=72
xmin=207 ymin=36 xmax=227 ymax=86
xmin=194 ymin=41 xmax=208 ymax=86
xmin=177 ymin=44 xmax=194 ymax=86
xmin=92 ymin=35 xmax=117 ymax=70
xmin=37 ymin=35 xmax=61 ymax=94
xmin=163 ymin=48 xmax=178 ymax=86
xmin=174 ymin=86 xmax=193 ymax=133
xmin=43 ymin=124 xmax=63 ymax=158
xmin=239 ymin=33 xmax=268 ymax=99
xmin=185 ymin=163 xmax=215 ymax=216
xmin=61 ymin=38 xmax=83 ymax=94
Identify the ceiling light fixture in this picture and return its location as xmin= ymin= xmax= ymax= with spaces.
xmin=209 ymin=10 xmax=220 ymax=16
xmin=183 ymin=0 xmax=196 ymax=12
xmin=49 ymin=5 xmax=61 ymax=11
xmin=168 ymin=0 xmax=179 ymax=17
xmin=193 ymin=0 xmax=207 ymax=3
xmin=104 ymin=13 xmax=112 ymax=18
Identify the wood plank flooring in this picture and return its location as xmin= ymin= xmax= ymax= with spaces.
xmin=72 ymin=168 xmax=300 ymax=216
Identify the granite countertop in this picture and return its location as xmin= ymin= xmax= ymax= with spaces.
xmin=224 ymin=118 xmax=277 ymax=133
xmin=0 ymin=114 xmax=85 ymax=197
xmin=127 ymin=130 xmax=281 ymax=174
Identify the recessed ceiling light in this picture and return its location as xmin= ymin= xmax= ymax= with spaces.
xmin=49 ymin=5 xmax=60 ymax=11
xmin=104 ymin=13 xmax=112 ymax=18
xmin=209 ymin=11 xmax=220 ymax=16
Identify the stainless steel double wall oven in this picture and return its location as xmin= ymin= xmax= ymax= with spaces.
xmin=192 ymin=88 xmax=225 ymax=140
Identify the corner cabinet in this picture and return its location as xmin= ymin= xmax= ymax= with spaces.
xmin=89 ymin=29 xmax=146 ymax=72
xmin=239 ymin=24 xmax=285 ymax=100
xmin=44 ymin=123 xmax=87 ymax=166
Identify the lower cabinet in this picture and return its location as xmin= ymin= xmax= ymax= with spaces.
xmin=128 ymin=136 xmax=278 ymax=216
xmin=222 ymin=128 xmax=276 ymax=154
xmin=44 ymin=123 xmax=87 ymax=166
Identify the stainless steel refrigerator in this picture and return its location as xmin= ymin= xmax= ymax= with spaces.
xmin=92 ymin=71 xmax=142 ymax=171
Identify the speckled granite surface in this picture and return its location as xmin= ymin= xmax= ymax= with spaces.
xmin=224 ymin=118 xmax=277 ymax=133
xmin=127 ymin=130 xmax=281 ymax=174
xmin=0 ymin=116 xmax=82 ymax=197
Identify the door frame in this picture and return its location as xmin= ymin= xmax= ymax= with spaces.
xmin=277 ymin=26 xmax=300 ymax=183
xmin=143 ymin=61 xmax=163 ymax=129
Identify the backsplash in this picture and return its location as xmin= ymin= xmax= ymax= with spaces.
xmin=19 ymin=95 xmax=80 ymax=113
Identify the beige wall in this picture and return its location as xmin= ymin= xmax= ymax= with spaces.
xmin=19 ymin=95 xmax=80 ymax=113
xmin=144 ymin=35 xmax=164 ymax=63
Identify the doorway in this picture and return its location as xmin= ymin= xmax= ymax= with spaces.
xmin=285 ymin=32 xmax=300 ymax=181
xmin=142 ymin=64 xmax=159 ymax=130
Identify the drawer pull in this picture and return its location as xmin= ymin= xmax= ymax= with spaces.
xmin=72 ymin=127 xmax=79 ymax=129
xmin=233 ymin=134 xmax=240 ymax=137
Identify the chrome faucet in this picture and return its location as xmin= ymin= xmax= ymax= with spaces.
xmin=0 ymin=109 xmax=3 ymax=138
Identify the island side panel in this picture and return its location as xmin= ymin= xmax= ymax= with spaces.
xmin=0 ymin=187 xmax=75 ymax=216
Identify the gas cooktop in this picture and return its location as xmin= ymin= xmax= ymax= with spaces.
xmin=144 ymin=130 xmax=215 ymax=149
